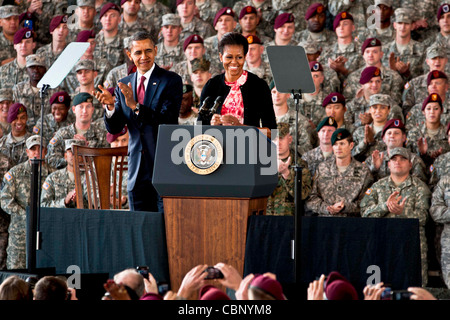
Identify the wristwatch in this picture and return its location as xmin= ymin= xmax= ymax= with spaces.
xmin=134 ymin=103 xmax=140 ymax=113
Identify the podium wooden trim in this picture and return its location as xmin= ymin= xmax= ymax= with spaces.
xmin=163 ymin=196 xmax=267 ymax=294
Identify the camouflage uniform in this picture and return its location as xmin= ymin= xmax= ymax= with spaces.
xmin=429 ymin=152 xmax=450 ymax=191
xmin=430 ymin=175 xmax=450 ymax=288
xmin=171 ymin=59 xmax=221 ymax=85
xmin=0 ymin=132 xmax=32 ymax=168
xmin=32 ymin=112 xmax=75 ymax=146
xmin=361 ymin=171 xmax=431 ymax=286
xmin=138 ymin=1 xmax=171 ymax=32
xmin=196 ymin=0 xmax=224 ymax=27
xmin=266 ymin=151 xmax=312 ymax=216
xmin=41 ymin=168 xmax=78 ymax=208
xmin=276 ymin=110 xmax=316 ymax=156
xmin=243 ymin=60 xmax=272 ymax=85
xmin=155 ymin=41 xmax=185 ymax=70
xmin=318 ymin=40 xmax=366 ymax=83
xmin=0 ymin=59 xmax=30 ymax=89
xmin=103 ymin=63 xmax=129 ymax=90
xmin=93 ymin=32 xmax=125 ymax=68
xmin=118 ymin=16 xmax=155 ymax=39
xmin=343 ymin=65 xmax=404 ymax=106
xmin=405 ymin=99 xmax=450 ymax=131
xmin=233 ymin=0 xmax=279 ymax=39
xmin=306 ymin=157 xmax=374 ymax=216
xmin=294 ymin=28 xmax=338 ymax=53
xmin=328 ymin=0 xmax=373 ymax=38
xmin=261 ymin=39 xmax=298 ymax=64
xmin=402 ymin=74 xmax=431 ymax=116
xmin=363 ymin=147 xmax=428 ymax=183
xmin=46 ymin=122 xmax=109 ymax=169
xmin=406 ymin=124 xmax=450 ymax=164
xmin=0 ymin=152 xmax=12 ymax=270
xmin=35 ymin=42 xmax=66 ymax=71
xmin=0 ymin=5 xmax=19 ymax=63
xmin=179 ymin=17 xmax=215 ymax=43
xmin=358 ymin=26 xmax=396 ymax=47
xmin=351 ymin=123 xmax=387 ymax=161
xmin=298 ymin=91 xmax=327 ymax=128
xmin=1 ymin=159 xmax=55 ymax=270
xmin=302 ymin=146 xmax=335 ymax=177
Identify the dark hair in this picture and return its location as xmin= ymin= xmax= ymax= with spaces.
xmin=128 ymin=31 xmax=157 ymax=50
xmin=34 ymin=276 xmax=68 ymax=301
xmin=0 ymin=275 xmax=32 ymax=301
xmin=218 ymin=32 xmax=248 ymax=56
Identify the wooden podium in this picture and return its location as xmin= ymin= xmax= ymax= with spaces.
xmin=153 ymin=125 xmax=277 ymax=293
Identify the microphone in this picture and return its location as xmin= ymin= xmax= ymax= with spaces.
xmin=198 ymin=96 xmax=212 ymax=115
xmin=209 ymin=96 xmax=223 ymax=116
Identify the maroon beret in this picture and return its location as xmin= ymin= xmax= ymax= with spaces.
xmin=76 ymin=30 xmax=96 ymax=42
xmin=246 ymin=34 xmax=262 ymax=45
xmin=359 ymin=66 xmax=381 ymax=85
xmin=13 ymin=27 xmax=35 ymax=45
xmin=99 ymin=2 xmax=120 ymax=20
xmin=127 ymin=64 xmax=137 ymax=75
xmin=176 ymin=0 xmax=185 ymax=6
xmin=199 ymin=285 xmax=230 ymax=300
xmin=120 ymin=0 xmax=129 ymax=5
xmin=7 ymin=103 xmax=27 ymax=123
xmin=323 ymin=92 xmax=346 ymax=107
xmin=274 ymin=12 xmax=295 ymax=29
xmin=213 ymin=7 xmax=235 ymax=27
xmin=427 ymin=70 xmax=448 ymax=85
xmin=437 ymin=3 xmax=450 ymax=21
xmin=49 ymin=15 xmax=68 ymax=33
xmin=249 ymin=275 xmax=286 ymax=300
xmin=325 ymin=272 xmax=358 ymax=301
xmin=309 ymin=61 xmax=323 ymax=72
xmin=49 ymin=91 xmax=71 ymax=107
xmin=381 ymin=119 xmax=405 ymax=137
xmin=139 ymin=292 xmax=163 ymax=300
xmin=183 ymin=34 xmax=203 ymax=51
xmin=333 ymin=11 xmax=353 ymax=31
xmin=239 ymin=6 xmax=257 ymax=19
xmin=361 ymin=37 xmax=382 ymax=54
xmin=305 ymin=2 xmax=325 ymax=20
xmin=422 ymin=93 xmax=443 ymax=111
xmin=107 ymin=126 xmax=128 ymax=143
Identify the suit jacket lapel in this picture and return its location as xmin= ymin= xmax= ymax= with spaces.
xmin=130 ymin=72 xmax=138 ymax=103
xmin=143 ymin=65 xmax=160 ymax=109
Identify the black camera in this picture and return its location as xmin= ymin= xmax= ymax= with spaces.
xmin=381 ymin=287 xmax=412 ymax=300
xmin=204 ymin=266 xmax=224 ymax=280
xmin=136 ymin=266 xmax=149 ymax=279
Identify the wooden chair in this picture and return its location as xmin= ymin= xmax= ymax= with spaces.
xmin=72 ymin=145 xmax=128 ymax=210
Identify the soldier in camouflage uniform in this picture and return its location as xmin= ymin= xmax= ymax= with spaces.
xmin=138 ymin=0 xmax=171 ymax=34
xmin=363 ymin=118 xmax=427 ymax=183
xmin=430 ymin=173 xmax=450 ymax=289
xmin=323 ymin=92 xmax=356 ymax=134
xmin=32 ymin=91 xmax=75 ymax=145
xmin=423 ymin=3 xmax=450 ymax=49
xmin=41 ymin=139 xmax=87 ymax=209
xmin=0 ymin=89 xmax=13 ymax=137
xmin=104 ymin=37 xmax=134 ymax=89
xmin=351 ymin=94 xmax=393 ymax=162
xmin=266 ymin=122 xmax=312 ymax=216
xmin=176 ymin=0 xmax=215 ymax=42
xmin=381 ymin=8 xmax=426 ymax=82
xmin=406 ymin=70 xmax=450 ymax=130
xmin=12 ymin=54 xmax=59 ymax=131
xmin=0 ymin=152 xmax=12 ymax=270
xmin=406 ymin=93 xmax=450 ymax=169
xmin=154 ymin=14 xmax=185 ymax=71
xmin=190 ymin=58 xmax=211 ymax=113
xmin=35 ymin=15 xmax=69 ymax=70
xmin=328 ymin=0 xmax=373 ymax=38
xmin=66 ymin=0 xmax=98 ymax=44
xmin=119 ymin=0 xmax=155 ymax=39
xmin=233 ymin=0 xmax=278 ymax=40
xmin=271 ymin=84 xmax=315 ymax=156
xmin=196 ymin=0 xmax=224 ymax=27
xmin=361 ymin=147 xmax=431 ymax=286
xmin=429 ymin=123 xmax=450 ymax=190
xmin=93 ymin=3 xmax=125 ymax=68
xmin=358 ymin=0 xmax=396 ymax=46
xmin=318 ymin=11 xmax=365 ymax=83
xmin=402 ymin=44 xmax=448 ymax=116
xmin=237 ymin=6 xmax=272 ymax=45
xmin=0 ymin=103 xmax=32 ymax=167
xmin=0 ymin=135 xmax=56 ymax=270
xmin=0 ymin=5 xmax=20 ymax=65
xmin=261 ymin=13 xmax=297 ymax=64
xmin=302 ymin=116 xmax=338 ymax=177
xmin=0 ymin=28 xmax=35 ymax=90
xmin=306 ymin=128 xmax=374 ymax=217
xmin=203 ymin=7 xmax=236 ymax=75
xmin=343 ymin=37 xmax=404 ymax=107
xmin=243 ymin=35 xmax=272 ymax=85
xmin=46 ymin=93 xmax=109 ymax=169
xmin=178 ymin=84 xmax=198 ymax=125
xmin=294 ymin=3 xmax=337 ymax=53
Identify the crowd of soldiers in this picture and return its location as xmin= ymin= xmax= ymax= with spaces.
xmin=0 ymin=0 xmax=448 ymax=293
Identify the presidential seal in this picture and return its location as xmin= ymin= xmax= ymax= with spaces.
xmin=185 ymin=134 xmax=223 ymax=175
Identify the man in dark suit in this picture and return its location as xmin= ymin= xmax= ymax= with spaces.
xmin=94 ymin=31 xmax=183 ymax=212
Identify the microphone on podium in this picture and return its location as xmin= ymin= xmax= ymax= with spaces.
xmin=209 ymin=96 xmax=223 ymax=116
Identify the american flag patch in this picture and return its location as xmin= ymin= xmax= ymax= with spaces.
xmin=4 ymin=172 xmax=12 ymax=181
xmin=365 ymin=188 xmax=372 ymax=195
xmin=50 ymin=137 xmax=58 ymax=145
xmin=43 ymin=181 xmax=50 ymax=190
xmin=33 ymin=126 xmax=40 ymax=134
